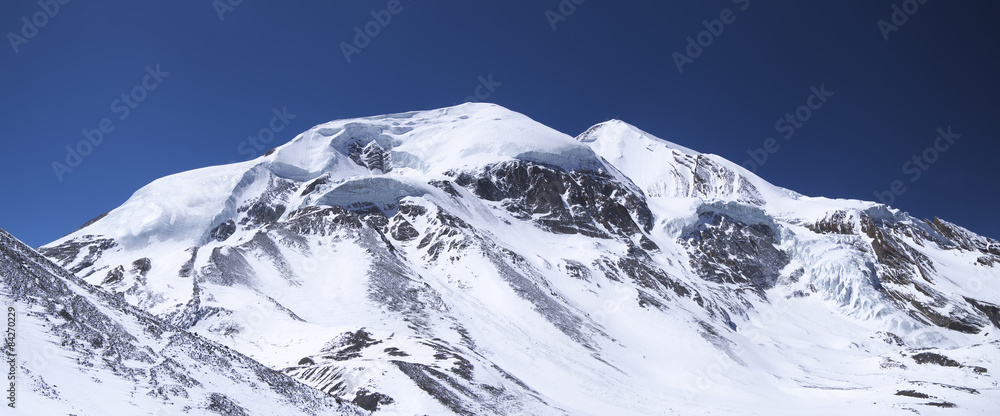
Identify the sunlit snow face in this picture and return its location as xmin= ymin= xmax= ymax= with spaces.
xmin=125 ymin=200 xmax=179 ymax=239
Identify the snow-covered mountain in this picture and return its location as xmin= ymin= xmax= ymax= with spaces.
xmin=30 ymin=103 xmax=1000 ymax=414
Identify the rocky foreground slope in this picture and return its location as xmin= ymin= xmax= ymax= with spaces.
xmin=0 ymin=227 xmax=366 ymax=415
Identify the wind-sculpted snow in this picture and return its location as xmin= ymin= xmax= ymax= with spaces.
xmin=37 ymin=103 xmax=1000 ymax=414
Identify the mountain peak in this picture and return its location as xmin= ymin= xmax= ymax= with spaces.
xmin=576 ymin=118 xmax=699 ymax=156
xmin=33 ymin=104 xmax=1000 ymax=415
xmin=268 ymin=102 xmax=603 ymax=179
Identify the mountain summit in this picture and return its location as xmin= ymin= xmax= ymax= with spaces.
xmin=26 ymin=103 xmax=1000 ymax=414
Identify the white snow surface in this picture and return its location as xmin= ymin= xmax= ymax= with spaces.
xmin=34 ymin=103 xmax=1000 ymax=415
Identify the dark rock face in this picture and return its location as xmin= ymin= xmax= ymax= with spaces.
xmin=896 ymin=390 xmax=932 ymax=398
xmin=801 ymin=208 xmax=999 ymax=335
xmin=179 ymin=247 xmax=199 ymax=277
xmin=910 ymin=351 xmax=988 ymax=374
xmin=912 ymin=352 xmax=961 ymax=367
xmin=102 ymin=265 xmax=125 ymax=285
xmin=210 ymin=219 xmax=237 ymax=241
xmin=349 ymin=140 xmax=391 ymax=173
xmin=965 ymin=297 xmax=1000 ymax=329
xmin=301 ymin=176 xmax=330 ymax=196
xmin=352 ymin=389 xmax=395 ymax=412
xmin=323 ymin=329 xmax=383 ymax=361
xmin=927 ymin=217 xmax=1000 ymax=256
xmin=131 ymin=257 xmax=152 ymax=277
xmin=861 ymin=214 xmax=989 ymax=334
xmin=38 ymin=236 xmax=117 ymax=273
xmin=390 ymin=217 xmax=420 ymax=241
xmin=202 ymin=246 xmax=258 ymax=287
xmin=244 ymin=201 xmax=287 ymax=226
xmin=682 ymin=207 xmax=788 ymax=292
xmin=808 ymin=210 xmax=856 ymax=235
xmin=690 ymin=155 xmax=765 ymax=205
xmin=392 ymin=361 xmax=476 ymax=416
xmin=207 ymin=393 xmax=250 ymax=416
xmin=453 ymin=160 xmax=652 ymax=238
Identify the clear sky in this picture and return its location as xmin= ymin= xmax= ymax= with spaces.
xmin=1 ymin=1 xmax=998 ymax=247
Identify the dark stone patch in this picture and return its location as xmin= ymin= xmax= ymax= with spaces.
xmin=348 ymin=141 xmax=391 ymax=172
xmin=322 ymin=329 xmax=382 ymax=361
xmin=788 ymin=290 xmax=810 ymax=299
xmin=895 ymin=390 xmax=932 ymax=399
xmin=245 ymin=202 xmax=286 ymax=226
xmin=428 ymin=179 xmax=461 ymax=197
xmin=390 ymin=218 xmax=420 ymax=241
xmin=638 ymin=234 xmax=659 ymax=251
xmin=453 ymin=160 xmax=652 ymax=238
xmin=201 ymin=247 xmax=257 ymax=287
xmin=807 ymin=210 xmax=856 ymax=235
xmin=131 ymin=257 xmax=152 ymax=277
xmin=39 ymin=237 xmax=117 ymax=273
xmin=392 ymin=361 xmax=476 ymax=416
xmin=179 ymin=247 xmax=198 ymax=278
xmin=876 ymin=331 xmax=905 ymax=346
xmin=922 ymin=401 xmax=956 ymax=408
xmin=911 ymin=352 xmax=961 ymax=367
xmin=384 ymin=347 xmax=409 ymax=357
xmin=207 ymin=392 xmax=250 ymax=416
xmin=398 ymin=201 xmax=429 ymax=217
xmin=101 ymin=265 xmax=125 ymax=285
xmin=681 ymin=208 xmax=788 ymax=292
xmin=965 ymin=297 xmax=1000 ymax=330
xmin=637 ymin=290 xmax=667 ymax=311
xmin=301 ymin=176 xmax=329 ymax=196
xmin=563 ymin=260 xmax=591 ymax=281
xmin=352 ymin=388 xmax=394 ymax=412
xmin=210 ymin=219 xmax=237 ymax=242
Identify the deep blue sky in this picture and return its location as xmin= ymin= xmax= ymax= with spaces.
xmin=2 ymin=1 xmax=998 ymax=247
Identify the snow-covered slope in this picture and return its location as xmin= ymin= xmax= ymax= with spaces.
xmin=0 ymin=228 xmax=365 ymax=416
xmin=37 ymin=103 xmax=1000 ymax=414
